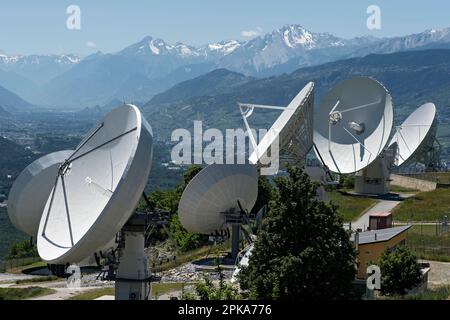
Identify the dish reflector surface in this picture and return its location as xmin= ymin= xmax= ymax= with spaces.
xmin=37 ymin=104 xmax=153 ymax=263
xmin=389 ymin=103 xmax=437 ymax=166
xmin=178 ymin=164 xmax=258 ymax=234
xmin=7 ymin=150 xmax=73 ymax=237
xmin=313 ymin=77 xmax=393 ymax=174
xmin=249 ymin=82 xmax=314 ymax=164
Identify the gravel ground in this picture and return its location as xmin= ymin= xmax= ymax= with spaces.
xmin=0 ymin=273 xmax=37 ymax=283
xmin=159 ymin=262 xmax=233 ymax=283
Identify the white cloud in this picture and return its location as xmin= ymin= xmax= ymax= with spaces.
xmin=241 ymin=27 xmax=263 ymax=38
xmin=86 ymin=41 xmax=96 ymax=48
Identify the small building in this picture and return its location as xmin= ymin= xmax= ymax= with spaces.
xmin=350 ymin=225 xmax=411 ymax=279
xmin=369 ymin=212 xmax=392 ymax=230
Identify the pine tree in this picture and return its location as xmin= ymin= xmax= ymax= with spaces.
xmin=239 ymin=166 xmax=356 ymax=299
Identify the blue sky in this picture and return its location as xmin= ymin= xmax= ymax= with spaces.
xmin=0 ymin=0 xmax=449 ymax=55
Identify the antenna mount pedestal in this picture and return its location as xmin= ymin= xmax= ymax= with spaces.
xmin=230 ymin=224 xmax=240 ymax=261
xmin=114 ymin=213 xmax=151 ymax=300
xmin=223 ymin=208 xmax=249 ymax=261
xmin=354 ymin=156 xmax=391 ymax=195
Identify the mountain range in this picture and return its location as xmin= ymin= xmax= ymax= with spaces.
xmin=2 ymin=25 xmax=450 ymax=109
xmin=0 ymin=85 xmax=34 ymax=113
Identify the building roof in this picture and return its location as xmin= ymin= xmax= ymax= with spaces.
xmin=350 ymin=225 xmax=411 ymax=245
xmin=369 ymin=212 xmax=392 ymax=217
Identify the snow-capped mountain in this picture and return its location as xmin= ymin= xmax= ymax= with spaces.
xmin=118 ymin=36 xmax=201 ymax=58
xmin=1 ymin=24 xmax=450 ymax=108
xmin=113 ymin=25 xmax=380 ymax=75
xmin=202 ymin=40 xmax=242 ymax=59
xmin=0 ymin=53 xmax=80 ymax=86
xmin=355 ymin=27 xmax=450 ymax=56
xmin=217 ymin=25 xmax=358 ymax=73
xmin=0 ymin=54 xmax=80 ymax=65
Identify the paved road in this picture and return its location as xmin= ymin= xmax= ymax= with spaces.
xmin=351 ymin=199 xmax=400 ymax=231
xmin=423 ymin=260 xmax=450 ymax=287
xmin=350 ymin=193 xmax=414 ymax=231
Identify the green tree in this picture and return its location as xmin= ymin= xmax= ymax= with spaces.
xmin=149 ymin=165 xmax=208 ymax=252
xmin=379 ymin=245 xmax=422 ymax=296
xmin=239 ymin=166 xmax=356 ymax=300
xmin=253 ymin=175 xmax=275 ymax=213
xmin=7 ymin=240 xmax=37 ymax=259
xmin=169 ymin=214 xmax=207 ymax=252
xmin=340 ymin=174 xmax=355 ymax=189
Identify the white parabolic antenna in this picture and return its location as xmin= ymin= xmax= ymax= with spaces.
xmin=7 ymin=150 xmax=73 ymax=237
xmin=313 ymin=77 xmax=393 ymax=174
xmin=37 ymin=104 xmax=153 ymax=264
xmin=388 ymin=102 xmax=437 ymax=167
xmin=178 ymin=164 xmax=258 ymax=234
xmin=239 ymin=82 xmax=315 ymax=165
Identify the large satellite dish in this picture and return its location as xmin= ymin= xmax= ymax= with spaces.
xmin=37 ymin=104 xmax=153 ymax=263
xmin=178 ymin=164 xmax=258 ymax=235
xmin=388 ymin=103 xmax=438 ymax=167
xmin=239 ymin=82 xmax=314 ymax=165
xmin=313 ymin=77 xmax=393 ymax=174
xmin=7 ymin=150 xmax=73 ymax=237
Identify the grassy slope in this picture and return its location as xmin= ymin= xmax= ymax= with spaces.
xmin=0 ymin=287 xmax=55 ymax=300
xmin=67 ymin=287 xmax=114 ymax=300
xmin=389 ymin=185 xmax=419 ymax=193
xmin=379 ymin=286 xmax=450 ymax=300
xmin=66 ymin=283 xmax=195 ymax=300
xmin=152 ymin=282 xmax=194 ymax=299
xmin=405 ymin=224 xmax=450 ymax=262
xmin=392 ymin=189 xmax=450 ymax=222
xmin=327 ymin=191 xmax=377 ymax=222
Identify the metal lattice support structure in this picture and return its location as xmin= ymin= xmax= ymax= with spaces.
xmin=238 ymin=82 xmax=315 ymax=167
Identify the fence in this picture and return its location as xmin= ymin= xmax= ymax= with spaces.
xmin=0 ymin=256 xmax=41 ymax=273
xmin=393 ymin=220 xmax=450 ymax=260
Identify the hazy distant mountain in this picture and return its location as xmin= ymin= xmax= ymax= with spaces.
xmin=0 ymin=105 xmax=11 ymax=117
xmin=0 ymin=54 xmax=80 ymax=84
xmin=0 ymin=54 xmax=80 ymax=104
xmin=148 ymin=69 xmax=254 ymax=106
xmin=41 ymin=47 xmax=215 ymax=108
xmin=357 ymin=28 xmax=450 ymax=55
xmin=2 ymin=25 xmax=450 ymax=108
xmin=0 ymin=85 xmax=34 ymax=113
